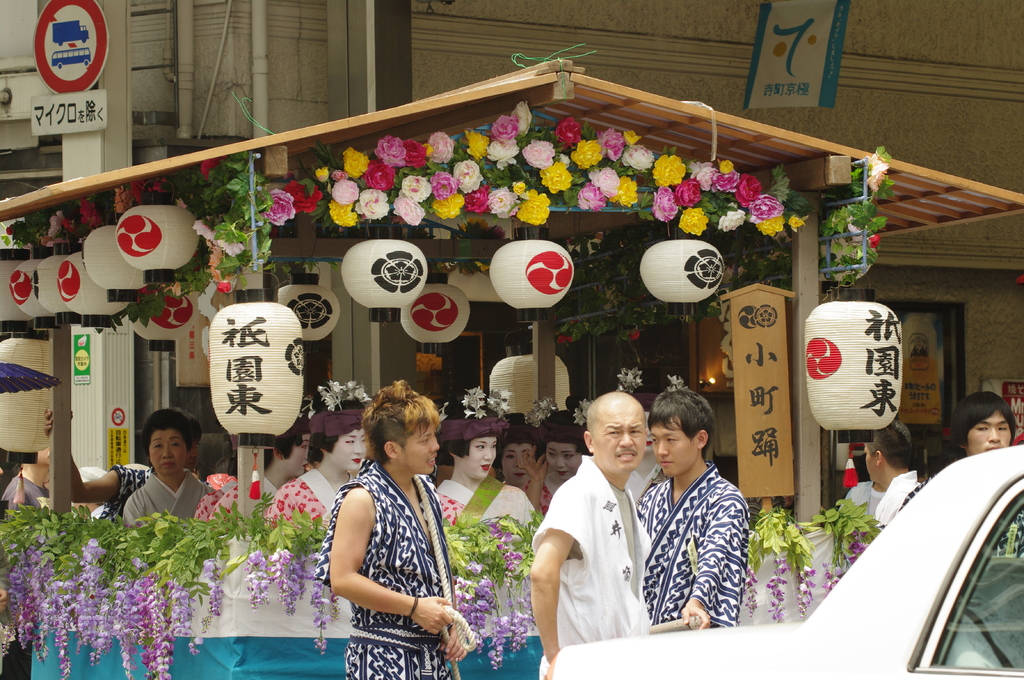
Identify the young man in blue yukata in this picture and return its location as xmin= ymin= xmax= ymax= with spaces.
xmin=638 ymin=386 xmax=750 ymax=629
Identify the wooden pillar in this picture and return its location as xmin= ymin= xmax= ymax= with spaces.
xmin=792 ymin=197 xmax=822 ymax=521
xmin=49 ymin=325 xmax=73 ymax=512
xmin=532 ymin=318 xmax=556 ymax=401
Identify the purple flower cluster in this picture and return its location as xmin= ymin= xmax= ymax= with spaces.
xmin=267 ymin=549 xmax=305 ymax=616
xmin=245 ymin=550 xmax=271 ymax=611
xmin=744 ymin=566 xmax=758 ymax=619
xmin=200 ymin=559 xmax=223 ymax=634
xmin=766 ymin=556 xmax=789 ymax=623
xmin=309 ymin=580 xmax=335 ymax=654
xmin=795 ymin=566 xmax=817 ymax=620
xmin=847 ymin=532 xmax=869 ymax=565
xmin=820 ymin=562 xmax=844 ymax=597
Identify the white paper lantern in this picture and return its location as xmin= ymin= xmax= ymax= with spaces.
xmin=9 ymin=257 xmax=51 ymax=322
xmin=115 ymin=205 xmax=198 ymax=282
xmin=340 ymin=239 xmax=427 ymax=322
xmin=805 ymin=300 xmax=903 ymax=438
xmin=277 ymin=273 xmax=340 ymax=347
xmin=209 ymin=300 xmax=304 ymax=446
xmin=60 ymin=252 xmax=128 ymax=328
xmin=446 ymin=270 xmax=503 ymax=303
xmin=401 ymin=283 xmax=470 ymax=345
xmin=489 ymin=354 xmax=571 ymax=413
xmin=36 ymin=250 xmax=79 ymax=324
xmin=0 ymin=338 xmax=52 ymax=454
xmin=640 ymin=239 xmax=723 ymax=315
xmin=132 ymin=294 xmax=199 ymax=352
xmin=0 ymin=250 xmax=32 ymax=333
xmin=83 ymin=224 xmax=144 ymax=302
xmin=489 ymin=239 xmax=573 ymax=321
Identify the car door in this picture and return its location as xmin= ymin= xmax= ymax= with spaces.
xmin=914 ymin=476 xmax=1024 ymax=676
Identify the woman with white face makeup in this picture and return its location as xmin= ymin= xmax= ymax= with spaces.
xmin=268 ymin=384 xmax=371 ymax=521
xmin=532 ymin=413 xmax=588 ymax=514
xmin=435 ymin=414 xmax=534 ymax=526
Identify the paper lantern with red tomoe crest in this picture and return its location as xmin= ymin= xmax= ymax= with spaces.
xmin=132 ymin=294 xmax=199 ymax=352
xmin=276 ymin=273 xmax=340 ymax=345
xmin=35 ymin=247 xmax=79 ymax=326
xmin=83 ymin=224 xmax=144 ymax=302
xmin=116 ymin=205 xmax=199 ymax=283
xmin=209 ymin=300 xmax=304 ymax=446
xmin=61 ymin=253 xmax=128 ymax=328
xmin=0 ymin=338 xmax=52 ymax=455
xmin=9 ymin=257 xmax=50 ymax=321
xmin=340 ymin=240 xmax=427 ymax=322
xmin=401 ymin=284 xmax=470 ymax=344
xmin=640 ymin=239 xmax=723 ymax=317
xmin=805 ymin=298 xmax=903 ymax=441
xmin=489 ymin=234 xmax=573 ymax=323
xmin=0 ymin=250 xmax=31 ymax=333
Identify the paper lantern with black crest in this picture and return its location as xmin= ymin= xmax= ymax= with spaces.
xmin=277 ymin=272 xmax=340 ymax=352
xmin=340 ymin=240 xmax=427 ymax=322
xmin=640 ymin=239 xmax=723 ymax=317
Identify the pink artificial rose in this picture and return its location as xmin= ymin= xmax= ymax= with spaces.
xmin=554 ymin=117 xmax=582 ymax=146
xmin=363 ymin=161 xmax=396 ymax=191
xmin=588 ymin=167 xmax=620 ymax=198
xmin=393 ymin=196 xmax=425 ymax=226
xmin=712 ymin=171 xmax=740 ymax=193
xmin=217 ymin=280 xmax=233 ymax=293
xmin=488 ymin=188 xmax=520 ymax=219
xmin=749 ymin=194 xmax=785 ymax=222
xmin=490 ymin=115 xmax=521 ymax=141
xmin=652 ymin=186 xmax=679 ymax=223
xmin=464 ymin=185 xmax=491 ymax=213
xmin=262 ymin=189 xmax=297 ymax=226
xmin=331 ymin=178 xmax=359 ymax=205
xmin=577 ymin=182 xmax=607 ymax=211
xmin=597 ymin=129 xmax=626 ymax=161
xmin=673 ymin=178 xmax=702 ymax=207
xmin=193 ymin=219 xmax=217 ymax=241
xmin=428 ymin=132 xmax=454 ymax=163
xmin=375 ymin=135 xmax=407 ymax=167
xmin=690 ymin=161 xmax=717 ymax=191
xmin=430 ymin=172 xmax=458 ymax=201
xmin=330 ymin=169 xmax=346 ymax=182
xmin=522 ymin=140 xmax=556 ymax=169
xmin=734 ymin=174 xmax=763 ymax=207
xmin=404 ymin=140 xmax=427 ymax=169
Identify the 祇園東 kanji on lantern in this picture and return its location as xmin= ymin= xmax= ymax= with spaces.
xmin=639 ymin=231 xmax=724 ymax=317
xmin=60 ymin=252 xmax=129 ymax=329
xmin=115 ymin=205 xmax=199 ymax=283
xmin=35 ymin=243 xmax=81 ymax=327
xmin=209 ymin=294 xmax=304 ymax=448
xmin=277 ymin=272 xmax=340 ymax=353
xmin=0 ymin=337 xmax=52 ymax=462
xmin=488 ymin=226 xmax=574 ymax=323
xmin=10 ymin=248 xmax=52 ymax=329
xmin=83 ymin=224 xmax=145 ymax=303
xmin=132 ymin=294 xmax=199 ymax=352
xmin=340 ymin=238 xmax=427 ymax=323
xmin=0 ymin=249 xmax=32 ymax=334
xmin=400 ymin=280 xmax=470 ymax=355
xmin=805 ymin=290 xmax=902 ymax=442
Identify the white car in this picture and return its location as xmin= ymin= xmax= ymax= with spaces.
xmin=554 ymin=446 xmax=1024 ymax=678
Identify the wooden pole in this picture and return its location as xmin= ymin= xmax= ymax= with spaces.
xmin=532 ymin=318 xmax=556 ymax=402
xmin=49 ymin=325 xmax=73 ymax=512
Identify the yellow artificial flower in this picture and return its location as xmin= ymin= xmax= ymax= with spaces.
xmin=465 ymin=130 xmax=489 ymax=160
xmin=343 ymin=147 xmax=369 ymax=179
xmin=788 ymin=215 xmax=804 ymax=229
xmin=718 ymin=160 xmax=734 ymax=174
xmin=570 ymin=140 xmax=603 ymax=169
xmin=756 ymin=216 xmax=786 ymax=236
xmin=423 ymin=143 xmax=433 ymax=157
xmin=540 ymin=162 xmax=573 ymax=193
xmin=517 ymin=190 xmax=551 ymax=226
xmin=513 ymin=182 xmax=527 ymax=195
xmin=612 ymin=177 xmax=638 ymax=206
xmin=329 ymin=200 xmax=359 ymax=227
xmin=432 ymin=193 xmax=466 ymax=220
xmin=315 ymin=167 xmax=330 ymax=182
xmin=679 ymin=207 xmax=709 ymax=236
xmin=624 ymin=130 xmax=641 ymax=145
xmin=652 ymin=154 xmax=686 ymax=187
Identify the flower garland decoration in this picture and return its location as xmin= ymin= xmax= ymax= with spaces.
xmin=666 ymin=375 xmax=688 ymax=392
xmin=572 ymin=399 xmax=592 ymax=426
xmin=462 ymin=387 xmax=511 ymax=419
xmin=819 ymin=147 xmax=894 ymax=287
xmin=317 ymin=380 xmax=372 ymax=411
xmin=526 ymin=397 xmax=557 ymax=427
xmin=616 ymin=367 xmax=643 ymax=393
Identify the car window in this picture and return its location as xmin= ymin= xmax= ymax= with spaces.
xmin=933 ymin=492 xmax=1024 ymax=669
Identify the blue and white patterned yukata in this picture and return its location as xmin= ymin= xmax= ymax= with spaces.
xmin=638 ymin=461 xmax=749 ymax=627
xmin=315 ymin=461 xmax=453 ymax=680
xmin=96 ymin=465 xmax=150 ymax=520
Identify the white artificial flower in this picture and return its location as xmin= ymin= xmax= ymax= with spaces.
xmin=616 ymin=368 xmax=643 ymax=393
xmin=487 ymin=140 xmax=519 ymax=170
xmin=719 ymin=209 xmax=746 ymax=232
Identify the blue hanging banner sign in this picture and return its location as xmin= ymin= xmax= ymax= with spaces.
xmin=744 ymin=0 xmax=849 ymax=109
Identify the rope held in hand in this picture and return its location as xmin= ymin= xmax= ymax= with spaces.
xmin=413 ymin=475 xmax=478 ymax=680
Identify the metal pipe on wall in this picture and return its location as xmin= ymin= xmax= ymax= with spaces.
xmin=197 ymin=0 xmax=233 ymax=140
xmin=251 ymin=0 xmax=268 ymax=137
xmin=176 ymin=0 xmax=193 ymax=138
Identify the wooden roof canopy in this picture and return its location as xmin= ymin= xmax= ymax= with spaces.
xmin=2 ymin=60 xmax=1023 ymax=235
